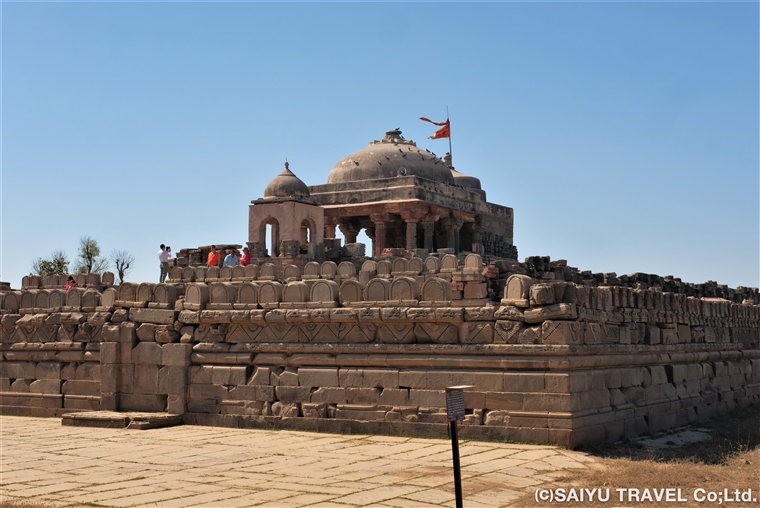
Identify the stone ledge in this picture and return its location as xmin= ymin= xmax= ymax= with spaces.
xmin=61 ymin=411 xmax=183 ymax=430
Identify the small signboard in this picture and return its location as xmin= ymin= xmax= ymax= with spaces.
xmin=445 ymin=385 xmax=473 ymax=422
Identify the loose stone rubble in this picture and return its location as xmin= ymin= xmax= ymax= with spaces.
xmin=1 ymin=129 xmax=758 ymax=448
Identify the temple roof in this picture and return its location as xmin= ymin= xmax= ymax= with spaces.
xmin=264 ymin=163 xmax=310 ymax=199
xmin=326 ymin=130 xmax=454 ymax=186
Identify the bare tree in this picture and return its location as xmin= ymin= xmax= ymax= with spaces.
xmin=73 ymin=236 xmax=109 ymax=274
xmin=30 ymin=249 xmax=70 ymax=277
xmin=110 ymin=250 xmax=135 ymax=285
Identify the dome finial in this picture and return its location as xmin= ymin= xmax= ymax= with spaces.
xmin=264 ymin=162 xmax=310 ymax=199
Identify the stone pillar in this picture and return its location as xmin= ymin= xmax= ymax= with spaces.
xmin=370 ymin=213 xmax=392 ymax=257
xmin=339 ymin=223 xmax=361 ymax=244
xmin=471 ymin=221 xmax=485 ymax=254
xmin=444 ymin=218 xmax=464 ymax=253
xmin=374 ymin=222 xmax=387 ymax=257
xmin=324 ymin=216 xmax=338 ymax=239
xmin=453 ymin=219 xmax=463 ymax=253
xmin=422 ymin=222 xmax=435 ymax=252
xmin=405 ymin=220 xmax=418 ymax=252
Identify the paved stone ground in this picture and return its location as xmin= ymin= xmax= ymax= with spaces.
xmin=0 ymin=415 xmax=595 ymax=507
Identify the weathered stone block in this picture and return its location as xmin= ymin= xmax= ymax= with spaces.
xmin=188 ymin=383 xmax=228 ymax=401
xmin=379 ymin=388 xmax=409 ymax=405
xmin=530 ymin=283 xmax=555 ymax=306
xmin=494 ymin=306 xmax=525 ymax=321
xmin=120 ymin=393 xmax=167 ymax=412
xmin=484 ymin=391 xmax=523 ymax=410
xmin=61 ymin=380 xmax=100 ymax=396
xmin=136 ymin=323 xmax=157 ymax=342
xmin=277 ymin=368 xmax=299 ymax=386
xmin=110 ymin=365 xmax=131 ymax=394
xmin=162 ymin=344 xmax=192 ymax=367
xmin=346 ymin=387 xmax=381 ymax=404
xmin=460 ymin=321 xmax=493 ymax=344
xmin=9 ymin=379 xmax=32 ymax=392
xmin=275 ymin=386 xmax=311 ymax=403
xmin=29 ymin=379 xmax=61 ymax=394
xmin=249 ymin=367 xmax=270 ymax=385
xmin=134 ymin=364 xmax=159 ymax=394
xmin=34 ymin=362 xmax=62 ymax=380
xmin=132 ymin=342 xmax=162 ymax=365
xmin=484 ymin=410 xmax=510 ymax=426
xmin=167 ymin=394 xmax=186 ymax=415
xmin=119 ymin=321 xmax=137 ymax=343
xmin=100 ymin=364 xmax=118 ymax=393
xmin=156 ymin=328 xmax=181 ymax=343
xmin=503 ymin=373 xmax=544 ymax=392
xmin=523 ymin=393 xmax=576 ymax=412
xmin=76 ymin=363 xmax=100 ymax=381
xmin=542 ymin=320 xmax=582 ymax=345
xmin=545 ymin=372 xmax=589 ymax=393
xmin=648 ymin=366 xmax=668 ymax=385
xmin=310 ymin=387 xmax=346 ymax=404
xmin=524 ymin=303 xmax=576 ymax=324
xmin=399 ymin=370 xmax=427 ymax=389
xmin=409 ymin=389 xmax=445 ymax=407
xmin=298 ymin=368 xmax=339 ymax=388
xmin=100 ymin=343 xmax=119 ymax=364
xmin=362 ymin=369 xmax=399 ymax=389
xmin=158 ymin=366 xmax=186 ymax=394
xmin=302 ymin=403 xmax=327 ymax=418
xmin=339 ymin=368 xmax=364 ymax=388
xmin=130 ymin=308 xmax=178 ymax=325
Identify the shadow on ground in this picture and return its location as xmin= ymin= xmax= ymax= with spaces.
xmin=582 ymin=403 xmax=760 ymax=465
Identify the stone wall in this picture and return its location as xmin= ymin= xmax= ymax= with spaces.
xmin=1 ymin=257 xmax=758 ymax=448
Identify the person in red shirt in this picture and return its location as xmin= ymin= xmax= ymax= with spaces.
xmin=207 ymin=245 xmax=220 ymax=267
xmin=65 ymin=275 xmax=79 ymax=293
xmin=239 ymin=246 xmax=251 ymax=266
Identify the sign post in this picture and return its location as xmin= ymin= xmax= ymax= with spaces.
xmin=445 ymin=385 xmax=473 ymax=508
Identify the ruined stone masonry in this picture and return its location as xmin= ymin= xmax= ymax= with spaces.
xmin=2 ymin=129 xmax=758 ymax=448
xmin=2 ymin=253 xmax=758 ymax=448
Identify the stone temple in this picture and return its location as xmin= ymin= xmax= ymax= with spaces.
xmin=249 ymin=129 xmax=515 ymax=263
xmin=1 ymin=128 xmax=759 ymax=448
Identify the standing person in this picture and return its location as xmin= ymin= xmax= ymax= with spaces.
xmin=239 ymin=246 xmax=251 ymax=266
xmin=158 ymin=244 xmax=170 ymax=283
xmin=207 ymin=245 xmax=220 ymax=268
xmin=223 ymin=249 xmax=239 ymax=267
xmin=65 ymin=275 xmax=78 ymax=293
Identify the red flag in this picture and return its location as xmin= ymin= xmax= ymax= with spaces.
xmin=420 ymin=117 xmax=450 ymax=139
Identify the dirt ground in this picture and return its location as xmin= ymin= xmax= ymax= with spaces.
xmin=519 ymin=404 xmax=760 ymax=507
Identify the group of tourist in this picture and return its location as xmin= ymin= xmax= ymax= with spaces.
xmin=207 ymin=245 xmax=251 ymax=268
xmin=157 ymin=244 xmax=252 ymax=282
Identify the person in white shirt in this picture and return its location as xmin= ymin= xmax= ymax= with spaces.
xmin=158 ymin=244 xmax=171 ymax=283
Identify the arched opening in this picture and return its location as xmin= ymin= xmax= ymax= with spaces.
xmin=259 ymin=217 xmax=280 ymax=257
xmin=300 ymin=218 xmax=316 ymax=254
xmin=459 ymin=223 xmax=473 ymax=253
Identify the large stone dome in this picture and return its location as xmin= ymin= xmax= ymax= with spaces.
xmin=327 ymin=130 xmax=454 ymax=185
xmin=264 ymin=163 xmax=310 ymax=199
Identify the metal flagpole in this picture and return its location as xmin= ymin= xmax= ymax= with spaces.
xmin=447 ymin=106 xmax=452 ymax=160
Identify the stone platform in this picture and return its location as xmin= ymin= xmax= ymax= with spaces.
xmin=0 ymin=415 xmax=595 ymax=507
xmin=62 ymin=411 xmax=182 ymax=430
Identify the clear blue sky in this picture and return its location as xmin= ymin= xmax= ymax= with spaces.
xmin=2 ymin=2 xmax=758 ymax=290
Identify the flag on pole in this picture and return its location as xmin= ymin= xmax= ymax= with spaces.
xmin=420 ymin=117 xmax=450 ymax=139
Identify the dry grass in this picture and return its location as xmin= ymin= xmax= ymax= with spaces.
xmin=519 ymin=404 xmax=760 ymax=507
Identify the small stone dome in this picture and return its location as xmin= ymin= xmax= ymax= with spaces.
xmin=264 ymin=163 xmax=310 ymax=199
xmin=444 ymin=153 xmax=481 ymax=190
xmin=327 ymin=130 xmax=454 ymax=185
xmin=450 ymin=168 xmax=481 ymax=190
